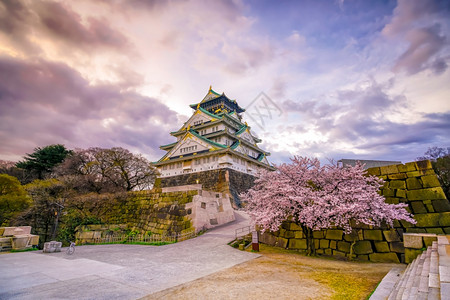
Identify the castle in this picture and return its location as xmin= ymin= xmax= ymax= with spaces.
xmin=154 ymin=87 xmax=274 ymax=206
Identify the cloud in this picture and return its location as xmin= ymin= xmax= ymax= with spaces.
xmin=278 ymin=79 xmax=450 ymax=162
xmin=392 ymin=25 xmax=447 ymax=75
xmin=0 ymin=57 xmax=179 ymax=161
xmin=0 ymin=0 xmax=130 ymax=56
xmin=382 ymin=0 xmax=450 ymax=75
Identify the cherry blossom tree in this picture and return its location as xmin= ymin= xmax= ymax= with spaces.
xmin=242 ymin=156 xmax=416 ymax=255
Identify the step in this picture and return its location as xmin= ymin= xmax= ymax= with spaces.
xmin=405 ymin=251 xmax=426 ymax=299
xmin=398 ymin=258 xmax=420 ymax=300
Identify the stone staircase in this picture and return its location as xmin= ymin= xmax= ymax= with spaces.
xmin=377 ymin=236 xmax=449 ymax=300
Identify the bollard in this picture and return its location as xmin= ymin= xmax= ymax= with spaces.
xmin=251 ymin=231 xmax=259 ymax=252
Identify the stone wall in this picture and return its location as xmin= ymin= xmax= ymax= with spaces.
xmin=84 ymin=188 xmax=196 ymax=236
xmin=160 ymin=168 xmax=256 ymax=207
xmin=260 ymin=160 xmax=450 ymax=263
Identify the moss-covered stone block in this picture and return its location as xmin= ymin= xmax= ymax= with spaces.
xmin=405 ymin=248 xmax=423 ymax=263
xmin=364 ymin=230 xmax=383 ymax=240
xmin=406 ymin=228 xmax=426 ymax=233
xmin=330 ymin=240 xmax=337 ymax=249
xmin=389 ymin=180 xmax=406 ymax=189
xmin=284 ymin=230 xmax=295 ymax=239
xmin=423 ymin=236 xmax=437 ymax=247
xmin=354 ymin=241 xmax=373 ymax=254
xmin=414 ymin=213 xmax=441 ymax=227
xmin=421 ymin=175 xmax=441 ymax=188
xmin=385 ymin=197 xmax=399 ymax=204
xmin=369 ymin=252 xmax=400 ymax=263
xmin=333 ymin=250 xmax=346 ymax=258
xmin=431 ymin=199 xmax=450 ymax=212
xmin=324 ymin=248 xmax=332 ymax=255
xmin=396 ymin=189 xmax=406 ymax=198
xmin=407 ymin=187 xmax=446 ymax=200
xmin=389 ymin=242 xmax=404 ymax=253
xmin=320 ymin=239 xmax=329 ymax=249
xmin=337 ymin=241 xmax=351 ymax=253
xmin=357 ymin=254 xmax=369 ymax=261
xmin=425 ymin=228 xmax=444 ymax=234
xmin=388 ymin=173 xmax=407 ymax=180
xmin=295 ymin=231 xmax=304 ymax=239
xmin=366 ymin=167 xmax=381 ymax=176
xmin=440 ymin=212 xmax=450 ymax=226
xmin=313 ymin=230 xmax=325 ymax=239
xmin=343 ymin=231 xmax=358 ymax=242
xmin=289 ymin=223 xmax=302 ymax=231
xmin=406 ymin=177 xmax=422 ymax=190
xmin=411 ymin=201 xmax=427 ymax=214
xmin=380 ymin=165 xmax=399 ymax=175
xmin=382 ymin=188 xmax=395 ymax=197
xmin=383 ymin=229 xmax=400 ymax=242
xmin=416 ymin=160 xmax=432 ymax=170
xmin=289 ymin=238 xmax=307 ymax=249
xmin=326 ymin=229 xmax=343 ymax=240
xmin=444 ymin=227 xmax=450 ymax=234
xmin=403 ymin=162 xmax=418 ymax=172
xmin=374 ymin=241 xmax=390 ymax=253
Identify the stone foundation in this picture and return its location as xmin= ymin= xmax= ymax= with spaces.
xmin=159 ymin=168 xmax=255 ymax=207
xmin=261 ymin=160 xmax=450 ymax=263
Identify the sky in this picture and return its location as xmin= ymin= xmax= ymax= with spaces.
xmin=0 ymin=0 xmax=449 ymax=165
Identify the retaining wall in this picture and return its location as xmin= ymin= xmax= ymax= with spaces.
xmin=260 ymin=160 xmax=450 ymax=263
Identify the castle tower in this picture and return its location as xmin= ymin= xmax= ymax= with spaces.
xmin=154 ymin=87 xmax=274 ymax=206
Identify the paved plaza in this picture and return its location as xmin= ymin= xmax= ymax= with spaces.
xmin=0 ymin=211 xmax=259 ymax=300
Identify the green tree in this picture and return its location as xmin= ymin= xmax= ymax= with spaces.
xmin=22 ymin=179 xmax=71 ymax=243
xmin=418 ymin=147 xmax=450 ymax=199
xmin=16 ymin=144 xmax=72 ymax=181
xmin=0 ymin=174 xmax=31 ymax=226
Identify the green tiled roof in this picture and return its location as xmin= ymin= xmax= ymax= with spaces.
xmin=235 ymin=125 xmax=248 ymax=135
xmin=189 ymin=129 xmax=227 ymax=149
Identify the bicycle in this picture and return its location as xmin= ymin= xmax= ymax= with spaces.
xmin=66 ymin=241 xmax=75 ymax=255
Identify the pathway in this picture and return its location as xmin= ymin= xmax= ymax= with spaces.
xmin=0 ymin=211 xmax=259 ymax=300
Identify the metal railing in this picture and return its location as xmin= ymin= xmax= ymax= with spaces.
xmin=82 ymin=229 xmax=196 ymax=245
xmin=235 ymin=225 xmax=252 ymax=239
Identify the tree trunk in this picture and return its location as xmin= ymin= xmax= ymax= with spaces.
xmin=301 ymin=225 xmax=315 ymax=256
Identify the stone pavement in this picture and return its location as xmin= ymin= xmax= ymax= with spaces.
xmin=0 ymin=211 xmax=259 ymax=300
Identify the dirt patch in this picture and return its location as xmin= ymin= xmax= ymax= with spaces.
xmin=144 ymin=244 xmax=398 ymax=299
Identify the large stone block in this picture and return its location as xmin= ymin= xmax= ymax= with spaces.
xmin=325 ymin=229 xmax=343 ymax=240
xmin=332 ymin=250 xmax=346 ymax=258
xmin=354 ymin=241 xmax=373 ymax=255
xmin=380 ymin=165 xmax=399 ymax=175
xmin=389 ymin=180 xmax=406 ymax=189
xmin=432 ymin=199 xmax=450 ymax=212
xmin=425 ymin=228 xmax=444 ymax=234
xmin=406 ymin=177 xmax=422 ymax=190
xmin=411 ymin=201 xmax=427 ymax=214
xmin=369 ymin=252 xmax=400 ymax=263
xmin=416 ymin=160 xmax=432 ymax=170
xmin=319 ymin=239 xmax=329 ymax=249
xmin=337 ymin=241 xmax=350 ymax=253
xmin=440 ymin=212 xmax=450 ymax=226
xmin=366 ymin=167 xmax=381 ymax=176
xmin=403 ymin=233 xmax=424 ymax=248
xmin=396 ymin=189 xmax=406 ymax=198
xmin=421 ymin=175 xmax=441 ymax=188
xmin=405 ymin=248 xmax=423 ymax=263
xmin=404 ymin=162 xmax=418 ymax=172
xmin=382 ymin=188 xmax=395 ymax=197
xmin=383 ymin=229 xmax=400 ymax=242
xmin=414 ymin=213 xmax=442 ymax=227
xmin=343 ymin=231 xmax=358 ymax=242
xmin=289 ymin=238 xmax=307 ymax=250
xmin=407 ymin=188 xmax=446 ymax=201
xmin=312 ymin=230 xmax=325 ymax=239
xmin=289 ymin=223 xmax=302 ymax=231
xmin=330 ymin=240 xmax=337 ymax=249
xmin=374 ymin=241 xmax=390 ymax=253
xmin=389 ymin=242 xmax=404 ymax=253
xmin=388 ymin=173 xmax=407 ymax=180
xmin=363 ymin=230 xmax=383 ymax=240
